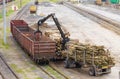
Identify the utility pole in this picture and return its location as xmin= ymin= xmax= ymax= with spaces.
xmin=3 ymin=0 xmax=7 ymax=44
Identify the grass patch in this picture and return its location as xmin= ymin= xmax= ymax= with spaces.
xmin=0 ymin=39 xmax=10 ymax=49
xmin=10 ymin=64 xmax=42 ymax=79
xmin=35 ymin=77 xmax=43 ymax=79
xmin=50 ymin=0 xmax=59 ymax=3
xmin=6 ymin=9 xmax=14 ymax=17
xmin=38 ymin=0 xmax=59 ymax=3
xmin=0 ymin=13 xmax=3 ymax=22
xmin=10 ymin=64 xmax=24 ymax=73
xmin=10 ymin=63 xmax=18 ymax=69
xmin=31 ymin=66 xmax=37 ymax=70
xmin=0 ymin=27 xmax=10 ymax=49
xmin=16 ymin=69 xmax=24 ymax=73
xmin=0 ymin=14 xmax=2 ymax=18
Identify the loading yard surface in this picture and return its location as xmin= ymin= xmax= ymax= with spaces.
xmin=76 ymin=3 xmax=120 ymax=23
xmin=0 ymin=1 xmax=120 ymax=79
xmin=36 ymin=2 xmax=120 ymax=79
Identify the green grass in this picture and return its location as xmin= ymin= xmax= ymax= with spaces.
xmin=10 ymin=64 xmax=43 ymax=79
xmin=0 ymin=39 xmax=10 ymax=49
xmin=0 ymin=27 xmax=10 ymax=49
xmin=35 ymin=77 xmax=43 ymax=79
xmin=0 ymin=14 xmax=3 ymax=21
xmin=38 ymin=0 xmax=59 ymax=3
xmin=0 ymin=14 xmax=2 ymax=18
xmin=10 ymin=64 xmax=17 ymax=68
xmin=10 ymin=64 xmax=24 ymax=73
xmin=6 ymin=9 xmax=14 ymax=16
xmin=31 ymin=66 xmax=37 ymax=70
xmin=50 ymin=0 xmax=59 ymax=3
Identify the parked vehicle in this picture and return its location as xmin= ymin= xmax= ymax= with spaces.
xmin=29 ymin=5 xmax=37 ymax=14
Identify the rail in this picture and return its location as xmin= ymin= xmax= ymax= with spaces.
xmin=63 ymin=2 xmax=120 ymax=35
xmin=38 ymin=64 xmax=70 ymax=79
xmin=49 ymin=63 xmax=70 ymax=79
xmin=13 ymin=2 xmax=31 ymax=20
xmin=39 ymin=66 xmax=55 ymax=79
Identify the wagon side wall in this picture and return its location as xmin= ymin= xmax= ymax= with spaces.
xmin=10 ymin=20 xmax=34 ymax=57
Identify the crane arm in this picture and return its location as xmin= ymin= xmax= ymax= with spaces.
xmin=37 ymin=13 xmax=69 ymax=50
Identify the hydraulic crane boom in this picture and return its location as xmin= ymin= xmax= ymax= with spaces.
xmin=37 ymin=13 xmax=69 ymax=50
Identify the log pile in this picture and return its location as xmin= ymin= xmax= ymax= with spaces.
xmin=62 ymin=40 xmax=115 ymax=67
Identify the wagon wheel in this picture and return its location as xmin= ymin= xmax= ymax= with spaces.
xmin=89 ymin=66 xmax=96 ymax=76
xmin=34 ymin=58 xmax=38 ymax=64
xmin=45 ymin=60 xmax=49 ymax=65
xmin=64 ymin=59 xmax=71 ymax=68
xmin=40 ymin=59 xmax=45 ymax=65
xmin=75 ymin=62 xmax=82 ymax=68
xmin=36 ymin=59 xmax=40 ymax=64
xmin=50 ymin=57 xmax=56 ymax=62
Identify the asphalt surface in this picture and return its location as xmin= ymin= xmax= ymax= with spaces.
xmin=36 ymin=2 xmax=120 ymax=79
xmin=0 ymin=1 xmax=120 ymax=79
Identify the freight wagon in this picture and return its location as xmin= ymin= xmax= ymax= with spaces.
xmin=10 ymin=20 xmax=56 ymax=65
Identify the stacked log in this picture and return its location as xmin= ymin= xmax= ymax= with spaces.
xmin=62 ymin=41 xmax=115 ymax=67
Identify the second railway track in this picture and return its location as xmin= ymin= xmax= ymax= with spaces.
xmin=38 ymin=63 xmax=70 ymax=79
xmin=63 ymin=2 xmax=120 ymax=35
xmin=13 ymin=2 xmax=31 ymax=20
xmin=0 ymin=53 xmax=19 ymax=79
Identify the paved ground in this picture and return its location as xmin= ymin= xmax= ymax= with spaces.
xmin=76 ymin=3 xmax=120 ymax=23
xmin=36 ymin=2 xmax=120 ymax=79
xmin=0 ymin=2 xmax=120 ymax=79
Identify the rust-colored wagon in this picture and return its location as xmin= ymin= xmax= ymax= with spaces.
xmin=10 ymin=20 xmax=56 ymax=64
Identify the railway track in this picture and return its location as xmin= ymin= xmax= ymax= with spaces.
xmin=49 ymin=63 xmax=70 ymax=79
xmin=0 ymin=53 xmax=19 ymax=79
xmin=0 ymin=2 xmax=32 ymax=79
xmin=38 ymin=64 xmax=70 ymax=79
xmin=63 ymin=2 xmax=120 ymax=35
xmin=14 ymin=3 xmax=30 ymax=20
xmin=12 ymin=2 xmax=70 ymax=79
xmin=38 ymin=66 xmax=55 ymax=79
